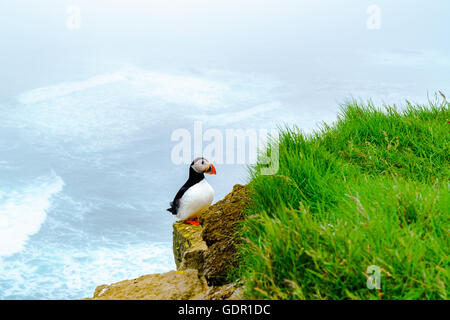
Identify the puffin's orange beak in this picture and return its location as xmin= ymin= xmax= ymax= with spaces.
xmin=205 ymin=163 xmax=216 ymax=175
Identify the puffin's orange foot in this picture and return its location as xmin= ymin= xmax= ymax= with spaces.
xmin=184 ymin=219 xmax=200 ymax=226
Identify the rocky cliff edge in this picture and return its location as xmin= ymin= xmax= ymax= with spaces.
xmin=89 ymin=184 xmax=249 ymax=300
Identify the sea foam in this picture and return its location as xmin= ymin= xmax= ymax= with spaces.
xmin=0 ymin=241 xmax=174 ymax=299
xmin=0 ymin=172 xmax=64 ymax=257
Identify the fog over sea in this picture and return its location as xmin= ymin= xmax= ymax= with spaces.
xmin=0 ymin=0 xmax=449 ymax=299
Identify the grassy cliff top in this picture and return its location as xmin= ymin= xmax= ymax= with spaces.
xmin=235 ymin=97 xmax=449 ymax=299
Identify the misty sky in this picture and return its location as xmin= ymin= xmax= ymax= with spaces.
xmin=1 ymin=0 xmax=449 ymax=102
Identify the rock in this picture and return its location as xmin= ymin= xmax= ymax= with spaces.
xmin=173 ymin=221 xmax=208 ymax=273
xmin=199 ymin=184 xmax=249 ymax=286
xmin=90 ymin=269 xmax=206 ymax=300
xmin=196 ymin=282 xmax=245 ymax=300
xmin=88 ymin=184 xmax=249 ymax=300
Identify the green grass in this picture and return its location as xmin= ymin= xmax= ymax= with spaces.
xmin=234 ymin=96 xmax=449 ymax=300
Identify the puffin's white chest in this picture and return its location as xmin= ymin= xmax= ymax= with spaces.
xmin=177 ymin=179 xmax=214 ymax=220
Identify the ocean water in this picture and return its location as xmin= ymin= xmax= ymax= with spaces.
xmin=0 ymin=0 xmax=449 ymax=299
xmin=0 ymin=67 xmax=300 ymax=299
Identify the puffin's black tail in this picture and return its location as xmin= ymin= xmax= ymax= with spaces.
xmin=167 ymin=202 xmax=177 ymax=215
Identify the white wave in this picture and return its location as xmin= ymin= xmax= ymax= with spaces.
xmin=6 ymin=67 xmax=282 ymax=152
xmin=128 ymin=69 xmax=231 ymax=110
xmin=0 ymin=241 xmax=174 ymax=299
xmin=18 ymin=67 xmax=231 ymax=109
xmin=0 ymin=172 xmax=64 ymax=257
xmin=196 ymin=101 xmax=282 ymax=126
xmin=18 ymin=73 xmax=126 ymax=105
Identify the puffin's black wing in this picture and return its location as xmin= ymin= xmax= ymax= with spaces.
xmin=167 ymin=185 xmax=189 ymax=215
xmin=167 ymin=166 xmax=205 ymax=216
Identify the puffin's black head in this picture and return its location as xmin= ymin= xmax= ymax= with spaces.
xmin=190 ymin=157 xmax=216 ymax=176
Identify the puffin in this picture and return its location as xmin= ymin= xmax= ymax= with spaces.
xmin=167 ymin=157 xmax=216 ymax=225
